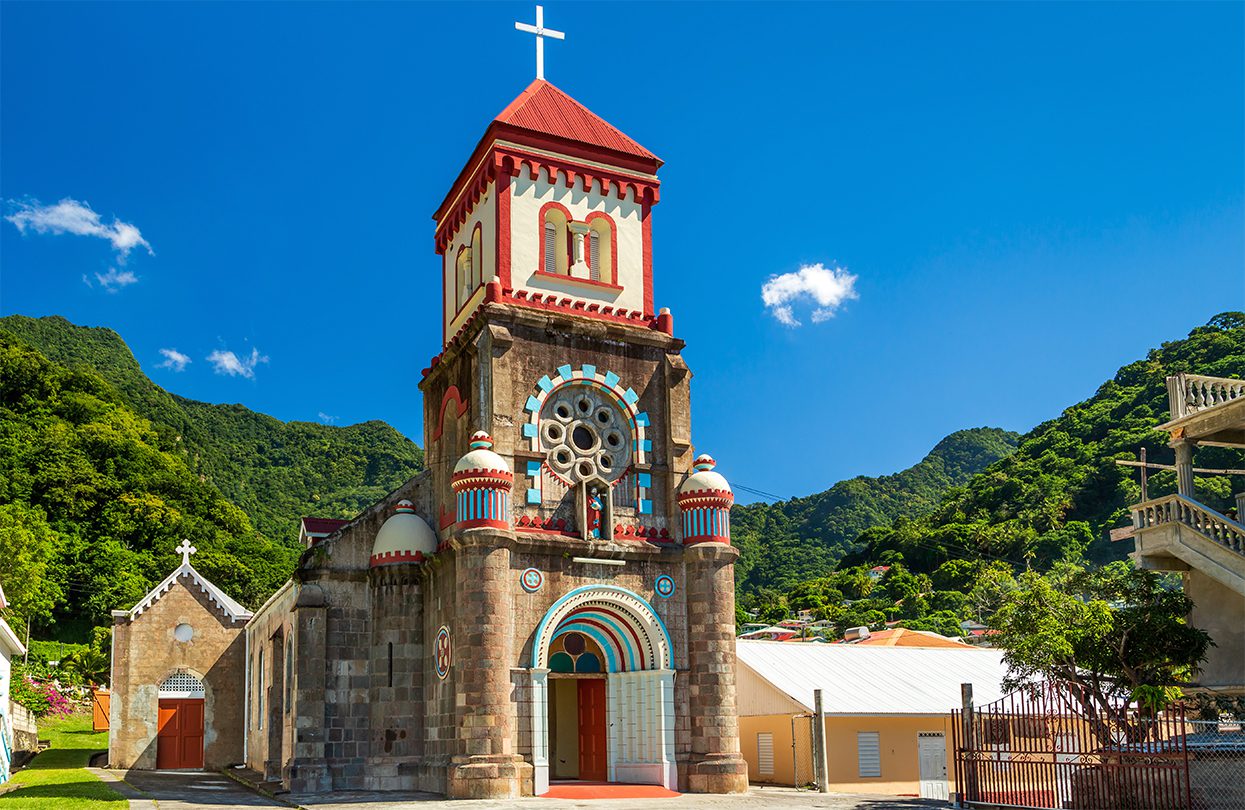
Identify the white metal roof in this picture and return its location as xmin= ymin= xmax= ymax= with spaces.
xmin=736 ymin=639 xmax=1009 ymax=716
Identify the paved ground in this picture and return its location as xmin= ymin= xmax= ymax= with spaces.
xmin=97 ymin=770 xmax=948 ymax=810
xmin=117 ymin=769 xmax=286 ymax=807
xmin=290 ymin=786 xmax=945 ymax=810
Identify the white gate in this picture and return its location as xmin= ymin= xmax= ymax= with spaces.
xmin=919 ymin=731 xmax=949 ymax=801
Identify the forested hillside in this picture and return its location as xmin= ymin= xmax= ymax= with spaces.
xmin=0 ymin=315 xmax=424 ymax=542
xmin=746 ymin=313 xmax=1245 ymax=638
xmin=733 ymin=427 xmax=1020 ymax=593
xmin=0 ymin=317 xmax=425 ymax=639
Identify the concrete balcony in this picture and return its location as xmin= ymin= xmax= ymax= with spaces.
xmin=1131 ymin=494 xmax=1245 ymax=595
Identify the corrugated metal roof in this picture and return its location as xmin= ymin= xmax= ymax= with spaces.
xmin=495 ymin=80 xmax=657 ymax=161
xmin=736 ymin=640 xmax=1009 ymax=716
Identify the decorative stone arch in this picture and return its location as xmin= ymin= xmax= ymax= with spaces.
xmin=521 ymin=364 xmax=654 ymax=514
xmin=529 ymin=586 xmax=676 ymax=793
xmin=158 ymin=669 xmax=206 ymax=698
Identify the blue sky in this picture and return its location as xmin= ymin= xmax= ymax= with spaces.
xmin=2 ymin=2 xmax=1242 ymax=502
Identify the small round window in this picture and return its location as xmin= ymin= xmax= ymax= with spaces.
xmin=174 ymin=623 xmax=194 ymax=642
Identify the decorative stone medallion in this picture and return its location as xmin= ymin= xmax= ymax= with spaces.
xmin=655 ymin=575 xmax=676 ymax=598
xmin=521 ymin=567 xmax=544 ymax=593
xmin=434 ymin=625 xmax=452 ymax=680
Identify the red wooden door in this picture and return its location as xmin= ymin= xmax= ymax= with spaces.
xmin=577 ymin=679 xmax=607 ymax=781
xmin=157 ymin=699 xmax=204 ymax=769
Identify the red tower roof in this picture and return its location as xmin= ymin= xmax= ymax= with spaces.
xmin=494 ymin=80 xmax=659 ymax=164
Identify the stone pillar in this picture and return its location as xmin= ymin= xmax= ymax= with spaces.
xmin=288 ymin=583 xmax=331 ymax=793
xmin=447 ymin=533 xmax=527 ymax=798
xmin=683 ymin=543 xmax=749 ymax=794
xmin=1172 ymin=439 xmax=1195 ymax=498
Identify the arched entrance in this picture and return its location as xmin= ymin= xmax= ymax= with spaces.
xmin=530 ymin=586 xmax=676 ymax=794
xmin=156 ymin=672 xmax=205 ymax=770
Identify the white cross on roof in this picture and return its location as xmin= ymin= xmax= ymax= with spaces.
xmin=177 ymin=538 xmax=197 ymax=567
xmin=515 ymin=5 xmax=565 ymax=81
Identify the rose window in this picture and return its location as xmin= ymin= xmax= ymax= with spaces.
xmin=540 ymin=386 xmax=632 ymax=484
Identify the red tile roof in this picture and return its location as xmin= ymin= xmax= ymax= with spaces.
xmin=494 ymin=80 xmax=658 ymax=163
xmin=301 ymin=517 xmax=349 ymax=535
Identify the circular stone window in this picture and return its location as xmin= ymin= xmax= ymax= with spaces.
xmin=539 ymin=385 xmax=633 ymax=484
xmin=174 ymin=623 xmax=194 ymax=642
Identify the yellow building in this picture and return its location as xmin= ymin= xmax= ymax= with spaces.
xmin=736 ymin=640 xmax=1008 ymax=800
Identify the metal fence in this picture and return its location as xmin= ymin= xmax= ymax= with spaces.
xmin=791 ymin=713 xmax=816 ymax=790
xmin=950 ymin=685 xmax=1244 ymax=810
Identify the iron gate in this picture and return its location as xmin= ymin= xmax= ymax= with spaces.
xmin=953 ymin=684 xmax=1192 ymax=809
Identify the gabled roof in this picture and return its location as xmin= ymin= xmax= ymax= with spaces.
xmin=841 ymin=628 xmax=968 ymax=648
xmin=128 ymin=562 xmax=252 ymax=624
xmin=302 ymin=517 xmax=349 ymax=535
xmin=495 ymin=80 xmax=658 ymax=163
xmin=736 ymin=640 xmax=1008 ymax=715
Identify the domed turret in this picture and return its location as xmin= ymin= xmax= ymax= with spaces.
xmin=677 ymin=454 xmax=734 ymax=545
xmin=451 ymin=432 xmax=514 ymax=530
xmin=370 ymin=500 xmax=438 ymax=567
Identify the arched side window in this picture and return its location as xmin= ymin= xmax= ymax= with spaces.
xmin=585 ymin=212 xmax=616 ymax=285
xmin=456 ymin=247 xmax=472 ymax=310
xmin=471 ymin=224 xmax=483 ymax=288
xmin=539 ymin=203 xmax=571 ymax=276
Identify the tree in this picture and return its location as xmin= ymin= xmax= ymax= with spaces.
xmin=992 ymin=562 xmax=1210 ymax=743
xmin=61 ymin=647 xmax=109 ymax=686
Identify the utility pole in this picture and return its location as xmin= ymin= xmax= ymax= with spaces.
xmin=813 ymin=688 xmax=829 ymax=793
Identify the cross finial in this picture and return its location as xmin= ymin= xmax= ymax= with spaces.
xmin=177 ymin=539 xmax=197 ymax=567
xmin=515 ymin=5 xmax=565 ymax=81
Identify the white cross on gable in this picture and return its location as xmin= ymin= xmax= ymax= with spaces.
xmin=177 ymin=539 xmax=197 ymax=567
xmin=515 ymin=5 xmax=565 ymax=81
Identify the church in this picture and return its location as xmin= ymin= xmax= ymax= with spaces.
xmin=109 ymin=27 xmax=748 ymax=799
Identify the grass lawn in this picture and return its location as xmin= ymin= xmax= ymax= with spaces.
xmin=1 ymin=711 xmax=126 ymax=809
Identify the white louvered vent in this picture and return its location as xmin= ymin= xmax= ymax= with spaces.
xmin=544 ymin=222 xmax=557 ymax=274
xmin=757 ymin=732 xmax=775 ymax=775
xmin=589 ymin=231 xmax=601 ymax=281
xmin=857 ymin=731 xmax=881 ymax=778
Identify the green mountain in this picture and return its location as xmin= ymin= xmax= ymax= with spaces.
xmin=0 ymin=315 xmax=424 ymax=543
xmin=733 ymin=427 xmax=1021 ymax=593
xmin=0 ymin=315 xmax=425 ymax=638
xmin=838 ymin=312 xmax=1245 ymax=576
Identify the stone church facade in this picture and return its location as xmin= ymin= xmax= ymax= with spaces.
xmin=237 ymin=79 xmax=748 ymax=798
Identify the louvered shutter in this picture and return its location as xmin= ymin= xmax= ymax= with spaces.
xmin=857 ymin=731 xmax=881 ymax=777
xmin=589 ymin=231 xmax=601 ymax=281
xmin=544 ymin=222 xmax=557 ymax=274
xmin=757 ymin=732 xmax=775 ymax=775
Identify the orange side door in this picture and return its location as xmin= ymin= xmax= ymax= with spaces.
xmin=156 ymin=700 xmax=180 ymax=769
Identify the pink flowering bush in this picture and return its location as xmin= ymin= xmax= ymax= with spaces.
xmin=11 ymin=669 xmax=74 ymax=718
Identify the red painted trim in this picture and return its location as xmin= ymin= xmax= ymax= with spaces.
xmin=584 ymin=211 xmax=618 ymax=286
xmin=370 ymin=550 xmax=427 ymax=567
xmin=432 ymin=385 xmax=469 ymax=443
xmin=531 ymin=270 xmax=624 ymax=293
xmin=495 ymin=165 xmax=512 ymax=288
xmin=457 ymin=518 xmax=510 ymax=530
xmin=565 ymin=606 xmax=646 ymax=672
xmin=559 ymin=615 xmax=628 ymax=672
xmin=641 ymin=199 xmax=653 ymax=316
xmin=439 ymin=504 xmax=456 ymax=530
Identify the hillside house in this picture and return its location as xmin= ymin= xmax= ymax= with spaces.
xmin=0 ymin=583 xmax=28 ymax=784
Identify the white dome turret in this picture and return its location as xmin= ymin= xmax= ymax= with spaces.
xmin=454 ymin=431 xmax=511 ymax=474
xmin=679 ymin=454 xmax=732 ymax=496
xmin=677 ymin=454 xmax=734 ymax=545
xmin=370 ymin=500 xmax=437 ymax=567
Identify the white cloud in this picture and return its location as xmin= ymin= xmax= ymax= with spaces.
xmin=207 ymin=347 xmax=268 ymax=379
xmin=94 ymin=267 xmax=138 ymax=292
xmin=156 ymin=348 xmax=191 ymax=372
xmin=6 ymin=198 xmax=153 ymax=261
xmin=318 ymin=412 xmax=337 ymax=425
xmin=761 ymin=263 xmax=858 ymax=327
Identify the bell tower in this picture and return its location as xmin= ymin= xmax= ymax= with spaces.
xmin=419 ymin=70 xmax=747 ymax=797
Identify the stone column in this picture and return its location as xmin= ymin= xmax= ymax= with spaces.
xmin=683 ymin=543 xmax=749 ymax=794
xmin=289 ymin=583 xmax=331 ymax=793
xmin=1172 ymin=439 xmax=1195 ymax=498
xmin=447 ymin=533 xmax=527 ymax=798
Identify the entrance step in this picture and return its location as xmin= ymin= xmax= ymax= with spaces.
xmin=541 ymin=781 xmax=680 ymax=800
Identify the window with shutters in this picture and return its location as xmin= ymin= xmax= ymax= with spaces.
xmin=857 ymin=731 xmax=881 ymax=778
xmin=471 ymin=224 xmax=483 ymax=287
xmin=456 ymin=247 xmax=472 ymax=309
xmin=540 ymin=205 xmax=570 ymax=276
xmin=585 ymin=212 xmax=615 ymax=284
xmin=757 ymin=732 xmax=775 ymax=775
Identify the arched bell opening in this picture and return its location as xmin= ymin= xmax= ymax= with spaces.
xmin=529 ymin=586 xmax=676 ymax=793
